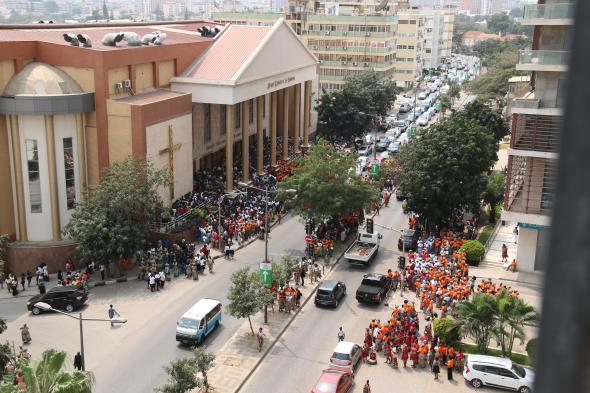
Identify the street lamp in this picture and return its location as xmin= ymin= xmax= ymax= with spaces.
xmin=34 ymin=302 xmax=127 ymax=371
xmin=358 ymin=111 xmax=379 ymax=159
xmin=217 ymin=191 xmax=245 ymax=251
xmin=237 ymin=182 xmax=296 ymax=323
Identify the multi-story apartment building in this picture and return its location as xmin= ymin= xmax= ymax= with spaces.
xmin=422 ymin=7 xmax=454 ymax=69
xmin=502 ymin=0 xmax=573 ymax=271
xmin=395 ymin=9 xmax=425 ymax=87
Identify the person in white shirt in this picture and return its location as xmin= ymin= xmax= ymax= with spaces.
xmin=149 ymin=274 xmax=156 ymax=292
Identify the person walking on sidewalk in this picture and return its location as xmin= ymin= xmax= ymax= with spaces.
xmin=363 ymin=380 xmax=371 ymax=393
xmin=501 ymin=244 xmax=508 ymax=263
xmin=100 ymin=264 xmax=105 ymax=281
xmin=513 ymin=226 xmax=519 ymax=244
xmin=20 ymin=274 xmax=25 ymax=291
xmin=256 ymin=327 xmax=266 ymax=352
xmin=337 ymin=327 xmax=346 ymax=342
xmin=26 ymin=271 xmax=32 ymax=287
xmin=74 ymin=352 xmax=83 ymax=370
xmin=108 ymin=305 xmax=120 ymax=327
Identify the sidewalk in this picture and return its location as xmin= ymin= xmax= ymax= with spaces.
xmin=200 ymin=235 xmax=355 ymax=393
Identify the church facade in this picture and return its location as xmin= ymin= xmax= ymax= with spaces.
xmin=0 ymin=19 xmax=318 ymax=273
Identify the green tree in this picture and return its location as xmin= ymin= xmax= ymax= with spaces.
xmin=459 ymin=240 xmax=485 ymax=264
xmin=398 ymin=117 xmax=496 ymax=227
xmin=63 ymin=156 xmax=169 ymax=277
xmin=272 ymin=255 xmax=298 ymax=287
xmin=0 ymin=349 xmax=94 ymax=393
xmin=460 ymin=100 xmax=509 ymax=143
xmin=158 ymin=357 xmax=200 ymax=393
xmin=0 ymin=234 xmax=8 ymax=272
xmin=226 ymin=267 xmax=269 ymax=336
xmin=316 ymin=71 xmax=397 ymax=143
xmin=509 ymin=7 xmax=523 ymax=18
xmin=440 ymin=94 xmax=452 ymax=112
xmin=487 ymin=13 xmax=513 ymax=35
xmin=455 ymin=293 xmax=496 ymax=353
xmin=279 ymin=141 xmax=376 ymax=222
xmin=491 ymin=290 xmax=538 ymax=356
xmin=482 ymin=172 xmax=505 ymax=223
xmin=434 ymin=317 xmax=461 ymax=346
xmin=193 ymin=348 xmax=215 ymax=392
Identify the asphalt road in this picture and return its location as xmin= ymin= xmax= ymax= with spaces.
xmin=240 ymin=198 xmax=408 ymax=393
xmin=1 ymin=214 xmax=305 ymax=393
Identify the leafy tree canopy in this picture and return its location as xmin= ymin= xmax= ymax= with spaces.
xmin=487 ymin=13 xmax=530 ymax=36
xmin=398 ymin=117 xmax=496 ymax=227
xmin=460 ymin=99 xmax=509 ymax=143
xmin=279 ymin=141 xmax=377 ymax=222
xmin=158 ymin=357 xmax=200 ymax=393
xmin=316 ymin=71 xmax=397 ymax=143
xmin=482 ymin=172 xmax=505 ymax=222
xmin=226 ymin=267 xmax=272 ymax=336
xmin=63 ymin=156 xmax=169 ymax=267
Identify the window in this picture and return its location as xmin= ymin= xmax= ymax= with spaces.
xmin=26 ymin=139 xmax=42 ymax=213
xmin=62 ymin=138 xmax=76 ymax=210
xmin=249 ymin=99 xmax=254 ymax=123
xmin=220 ymin=104 xmax=227 ymax=135
xmin=204 ymin=104 xmax=211 ymax=141
xmin=235 ymin=104 xmax=241 ymax=129
xmin=262 ymin=95 xmax=266 ymax=118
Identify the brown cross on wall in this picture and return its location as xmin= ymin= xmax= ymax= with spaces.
xmin=159 ymin=125 xmax=182 ymax=201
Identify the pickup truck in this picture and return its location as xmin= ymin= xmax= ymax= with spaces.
xmin=355 ymin=273 xmax=388 ymax=304
xmin=344 ymin=231 xmax=382 ymax=265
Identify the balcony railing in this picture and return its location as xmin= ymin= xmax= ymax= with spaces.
xmin=512 ymin=98 xmax=540 ymax=109
xmin=519 ymin=50 xmax=569 ymax=67
xmin=511 ymin=114 xmax=562 ymax=153
xmin=504 ymin=156 xmax=556 ymax=216
xmin=523 ymin=3 xmax=575 ymax=20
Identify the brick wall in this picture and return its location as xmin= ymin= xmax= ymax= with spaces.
xmin=6 ymin=241 xmax=78 ymax=275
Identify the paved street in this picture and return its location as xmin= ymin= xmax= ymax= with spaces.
xmin=1 ymin=215 xmax=305 ymax=393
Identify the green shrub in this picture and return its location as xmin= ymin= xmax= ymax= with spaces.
xmin=525 ymin=338 xmax=537 ymax=366
xmin=460 ymin=240 xmax=485 ymax=264
xmin=434 ymin=317 xmax=461 ymax=346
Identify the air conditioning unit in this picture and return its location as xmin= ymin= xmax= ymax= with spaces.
xmin=319 ymin=60 xmax=324 ymax=64
xmin=343 ymin=31 xmax=348 ymax=36
xmin=353 ymin=62 xmax=358 ymax=66
xmin=365 ymin=33 xmax=371 ymax=37
xmin=342 ymin=61 xmax=347 ymax=65
xmin=114 ymin=82 xmax=123 ymax=90
xmin=325 ymin=31 xmax=330 ymax=35
xmin=364 ymin=62 xmax=370 ymax=67
xmin=313 ymin=45 xmax=318 ymax=49
xmin=123 ymin=79 xmax=131 ymax=88
xmin=343 ymin=46 xmax=348 ymax=51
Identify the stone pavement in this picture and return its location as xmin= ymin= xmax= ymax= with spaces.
xmin=481 ymin=221 xmax=518 ymax=269
xmin=200 ymin=235 xmax=355 ymax=393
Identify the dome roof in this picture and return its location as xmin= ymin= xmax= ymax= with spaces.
xmin=3 ymin=62 xmax=83 ymax=96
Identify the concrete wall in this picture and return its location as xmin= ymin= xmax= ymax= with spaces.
xmin=516 ymin=227 xmax=538 ymax=272
xmin=158 ymin=60 xmax=175 ymax=87
xmin=135 ymin=63 xmax=154 ymax=93
xmin=106 ymin=100 xmax=133 ymax=164
xmin=6 ymin=241 xmax=77 ymax=275
xmin=108 ymin=66 xmax=130 ymax=96
xmin=0 ymin=115 xmax=16 ymax=238
xmin=0 ymin=59 xmax=15 ymax=93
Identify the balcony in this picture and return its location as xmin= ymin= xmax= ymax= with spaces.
xmin=522 ymin=3 xmax=575 ymax=26
xmin=510 ymin=114 xmax=562 ymax=154
xmin=517 ymin=50 xmax=569 ymax=72
xmin=511 ymin=97 xmax=563 ymax=116
xmin=503 ymin=156 xmax=556 ymax=219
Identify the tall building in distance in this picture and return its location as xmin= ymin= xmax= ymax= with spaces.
xmin=214 ymin=2 xmax=454 ymax=91
xmin=502 ymin=0 xmax=574 ymax=271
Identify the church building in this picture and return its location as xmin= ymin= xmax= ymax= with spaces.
xmin=0 ymin=19 xmax=318 ymax=273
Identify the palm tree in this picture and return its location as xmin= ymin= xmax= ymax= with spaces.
xmin=491 ymin=290 xmax=537 ymax=356
xmin=1 ymin=349 xmax=94 ymax=393
xmin=454 ymin=293 xmax=496 ymax=353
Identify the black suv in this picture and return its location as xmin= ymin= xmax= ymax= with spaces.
xmin=315 ymin=280 xmax=347 ymax=307
xmin=27 ymin=286 xmax=88 ymax=315
xmin=355 ymin=273 xmax=388 ymax=304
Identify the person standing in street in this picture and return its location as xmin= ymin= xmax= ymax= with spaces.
xmin=337 ymin=327 xmax=345 ymax=342
xmin=432 ymin=358 xmax=440 ymax=380
xmin=447 ymin=356 xmax=454 ymax=381
xmin=108 ymin=305 xmax=120 ymax=327
xmin=363 ymin=380 xmax=371 ymax=393
xmin=501 ymin=244 xmax=508 ymax=263
xmin=74 ymin=352 xmax=83 ymax=370
xmin=513 ymin=225 xmax=519 ymax=244
xmin=26 ymin=271 xmax=32 ymax=287
xmin=100 ymin=264 xmax=105 ymax=281
xmin=256 ymin=327 xmax=266 ymax=352
xmin=20 ymin=274 xmax=25 ymax=291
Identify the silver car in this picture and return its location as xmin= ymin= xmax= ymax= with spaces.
xmin=329 ymin=341 xmax=362 ymax=370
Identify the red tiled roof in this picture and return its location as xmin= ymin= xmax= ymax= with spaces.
xmin=187 ymin=24 xmax=273 ymax=81
xmin=0 ymin=22 xmax=221 ymax=50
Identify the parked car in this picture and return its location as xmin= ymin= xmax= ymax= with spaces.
xmin=397 ymin=229 xmax=418 ymax=251
xmin=417 ymin=115 xmax=429 ymax=126
xmin=355 ymin=273 xmax=388 ymax=304
xmin=385 ymin=129 xmax=399 ymax=142
xmin=315 ymin=280 xmax=347 ymax=307
xmin=417 ymin=91 xmax=428 ymax=100
xmin=329 ymin=341 xmax=362 ymax=370
xmin=364 ymin=134 xmax=375 ymax=145
xmin=27 ymin=286 xmax=88 ymax=314
xmin=357 ymin=145 xmax=372 ymax=156
xmin=375 ymin=137 xmax=389 ymax=152
xmin=312 ymin=367 xmax=354 ymax=393
xmin=356 ymin=156 xmax=369 ymax=170
xmin=398 ymin=102 xmax=412 ymax=113
xmin=463 ymin=355 xmax=534 ymax=393
xmin=387 ymin=142 xmax=400 ymax=154
xmin=392 ymin=120 xmax=408 ymax=131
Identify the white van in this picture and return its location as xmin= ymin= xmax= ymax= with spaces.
xmin=176 ymin=298 xmax=222 ymax=346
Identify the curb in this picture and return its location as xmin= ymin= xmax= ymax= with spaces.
xmin=233 ymin=234 xmax=355 ymax=393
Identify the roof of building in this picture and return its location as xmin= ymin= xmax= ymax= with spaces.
xmin=114 ymin=89 xmax=190 ymax=105
xmin=463 ymin=30 xmax=501 ymax=40
xmin=3 ymin=62 xmax=83 ymax=96
xmin=0 ymin=22 xmax=222 ymax=51
xmin=187 ymin=24 xmax=273 ymax=81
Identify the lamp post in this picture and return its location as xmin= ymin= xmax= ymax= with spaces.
xmin=217 ymin=191 xmax=244 ymax=251
xmin=359 ymin=111 xmax=380 ymax=159
xmin=34 ymin=302 xmax=127 ymax=371
xmin=238 ymin=182 xmax=296 ymax=323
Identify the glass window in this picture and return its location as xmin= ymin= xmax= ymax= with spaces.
xmin=62 ymin=138 xmax=76 ymax=210
xmin=204 ymin=104 xmax=212 ymax=141
xmin=220 ymin=104 xmax=227 ymax=135
xmin=26 ymin=139 xmax=42 ymax=213
xmin=249 ymin=99 xmax=254 ymax=124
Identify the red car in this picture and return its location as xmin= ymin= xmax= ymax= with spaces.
xmin=311 ymin=368 xmax=354 ymax=393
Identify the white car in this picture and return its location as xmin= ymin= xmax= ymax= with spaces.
xmin=385 ymin=130 xmax=398 ymax=142
xmin=364 ymin=134 xmax=375 ymax=144
xmin=329 ymin=341 xmax=362 ymax=370
xmin=379 ymin=151 xmax=390 ymax=159
xmin=418 ymin=91 xmax=428 ymax=100
xmin=417 ymin=115 xmax=429 ymax=126
xmin=463 ymin=355 xmax=535 ymax=393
